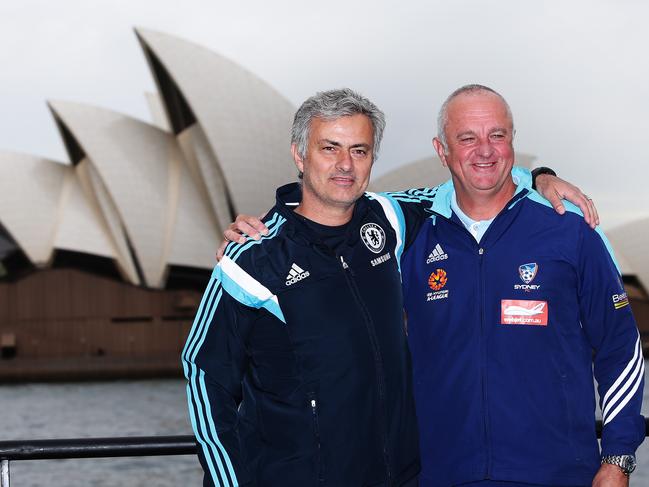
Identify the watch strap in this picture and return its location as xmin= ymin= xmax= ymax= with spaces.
xmin=601 ymin=454 xmax=636 ymax=475
xmin=531 ymin=166 xmax=557 ymax=190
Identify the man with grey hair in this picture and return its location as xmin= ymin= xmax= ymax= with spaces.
xmin=184 ymin=88 xmax=421 ymax=487
xmin=400 ymin=84 xmax=644 ymax=486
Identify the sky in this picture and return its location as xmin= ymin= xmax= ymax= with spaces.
xmin=1 ymin=0 xmax=648 ymax=227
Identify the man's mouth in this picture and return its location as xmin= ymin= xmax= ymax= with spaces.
xmin=330 ymin=176 xmax=355 ymax=186
xmin=473 ymin=161 xmax=497 ymax=169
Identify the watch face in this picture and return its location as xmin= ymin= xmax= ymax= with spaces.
xmin=624 ymin=455 xmax=637 ymax=473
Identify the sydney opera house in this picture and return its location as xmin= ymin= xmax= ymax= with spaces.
xmin=0 ymin=29 xmax=647 ymax=379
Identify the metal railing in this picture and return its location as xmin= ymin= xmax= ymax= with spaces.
xmin=0 ymin=435 xmax=197 ymax=487
xmin=1 ymin=419 xmax=648 ymax=486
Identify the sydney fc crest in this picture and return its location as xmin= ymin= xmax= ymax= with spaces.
xmin=518 ymin=263 xmax=538 ymax=284
xmin=360 ymin=223 xmax=386 ymax=254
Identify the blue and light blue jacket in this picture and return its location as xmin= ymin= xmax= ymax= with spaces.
xmin=395 ymin=169 xmax=645 ymax=486
xmin=182 ymin=183 xmax=420 ymax=486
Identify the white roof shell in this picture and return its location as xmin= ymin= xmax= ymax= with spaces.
xmin=136 ymin=28 xmax=296 ymax=217
xmin=48 ymin=101 xmax=218 ymax=288
xmin=0 ymin=151 xmax=120 ymax=269
xmin=0 ymin=152 xmax=67 ymax=264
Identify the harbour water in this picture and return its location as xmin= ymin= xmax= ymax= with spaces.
xmin=0 ymin=380 xmax=202 ymax=486
xmin=1 ymin=367 xmax=649 ymax=486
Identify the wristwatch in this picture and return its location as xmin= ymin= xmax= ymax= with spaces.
xmin=601 ymin=454 xmax=637 ymax=475
xmin=530 ymin=166 xmax=557 ymax=190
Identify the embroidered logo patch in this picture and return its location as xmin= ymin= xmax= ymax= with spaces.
xmin=428 ymin=269 xmax=447 ymax=291
xmin=426 ymin=269 xmax=449 ymax=302
xmin=370 ymin=253 xmax=391 ymax=267
xmin=501 ymin=299 xmax=548 ymax=326
xmin=426 ymin=243 xmax=448 ymax=264
xmin=612 ymin=292 xmax=629 ymax=310
xmin=360 ymin=223 xmax=386 ymax=254
xmin=285 ymin=263 xmax=310 ymax=286
xmin=518 ymin=263 xmax=538 ymax=284
xmin=515 ymin=262 xmax=540 ymax=291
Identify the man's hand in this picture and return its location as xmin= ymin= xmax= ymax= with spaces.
xmin=216 ymin=214 xmax=269 ymax=261
xmin=592 ymin=463 xmax=629 ymax=487
xmin=535 ymin=174 xmax=600 ymax=229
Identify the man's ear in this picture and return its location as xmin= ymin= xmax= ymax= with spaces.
xmin=432 ymin=138 xmax=448 ymax=167
xmin=291 ymin=143 xmax=305 ymax=174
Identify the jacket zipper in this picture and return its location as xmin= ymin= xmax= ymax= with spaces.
xmin=478 ymin=246 xmax=491 ymax=478
xmin=434 ymin=195 xmax=527 ymax=479
xmin=444 ymin=216 xmax=492 ymax=477
xmin=307 ymin=392 xmax=325 ymax=482
xmin=339 ymin=255 xmax=392 ymax=484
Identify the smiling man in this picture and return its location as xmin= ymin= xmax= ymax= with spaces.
xmin=401 ymin=85 xmax=645 ymax=486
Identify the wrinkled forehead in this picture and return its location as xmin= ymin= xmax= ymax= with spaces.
xmin=446 ymin=91 xmax=513 ymax=130
xmin=308 ymin=114 xmax=375 ymax=142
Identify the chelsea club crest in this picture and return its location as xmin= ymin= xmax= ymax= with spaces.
xmin=360 ymin=223 xmax=386 ymax=254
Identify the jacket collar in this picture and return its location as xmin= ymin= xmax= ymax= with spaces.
xmin=430 ymin=166 xmax=533 ymax=219
xmin=274 ymin=182 xmax=370 ymax=247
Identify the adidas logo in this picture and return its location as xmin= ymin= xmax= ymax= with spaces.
xmin=285 ymin=263 xmax=310 ymax=286
xmin=426 ymin=244 xmax=448 ymax=264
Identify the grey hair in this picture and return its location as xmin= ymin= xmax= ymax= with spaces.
xmin=291 ymin=88 xmax=386 ymax=162
xmin=436 ymin=84 xmax=514 ymax=152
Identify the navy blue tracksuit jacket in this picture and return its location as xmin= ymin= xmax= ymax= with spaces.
xmin=391 ymin=169 xmax=645 ymax=486
xmin=183 ymin=183 xmax=420 ymax=486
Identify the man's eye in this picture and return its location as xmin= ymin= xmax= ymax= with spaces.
xmin=491 ymin=134 xmax=505 ymax=140
xmin=352 ymin=149 xmax=367 ymax=156
xmin=323 ymin=146 xmax=335 ymax=151
xmin=459 ymin=137 xmax=475 ymax=144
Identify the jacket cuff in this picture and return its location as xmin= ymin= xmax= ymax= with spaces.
xmin=600 ymin=414 xmax=646 ymax=456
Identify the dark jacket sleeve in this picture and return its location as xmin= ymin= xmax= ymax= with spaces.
xmin=577 ymin=223 xmax=646 ymax=455
xmin=376 ymin=187 xmax=439 ymax=251
xmin=182 ymin=271 xmax=259 ymax=487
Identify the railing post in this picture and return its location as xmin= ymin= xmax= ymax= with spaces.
xmin=1 ymin=459 xmax=9 ymax=487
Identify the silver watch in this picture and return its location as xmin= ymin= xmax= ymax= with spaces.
xmin=601 ymin=454 xmax=637 ymax=475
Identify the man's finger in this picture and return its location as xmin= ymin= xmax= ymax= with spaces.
xmin=225 ymin=227 xmax=250 ymax=243
xmin=247 ymin=216 xmax=269 ymax=236
xmin=547 ymin=190 xmax=566 ymax=215
xmin=578 ymin=194 xmax=598 ymax=229
xmin=235 ymin=220 xmax=265 ymax=240
xmin=587 ymin=196 xmax=600 ymax=227
xmin=585 ymin=197 xmax=596 ymax=229
xmin=233 ymin=215 xmax=269 ymax=238
xmin=216 ymin=239 xmax=229 ymax=261
xmin=576 ymin=194 xmax=593 ymax=228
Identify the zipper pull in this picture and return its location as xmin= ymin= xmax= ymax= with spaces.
xmin=339 ymin=255 xmax=349 ymax=270
xmin=478 ymin=248 xmax=484 ymax=255
xmin=310 ymin=399 xmax=317 ymax=409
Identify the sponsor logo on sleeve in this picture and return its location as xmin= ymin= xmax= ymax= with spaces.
xmin=501 ymin=299 xmax=548 ymax=326
xmin=360 ymin=223 xmax=386 ymax=254
xmin=612 ymin=292 xmax=629 ymax=310
xmin=514 ymin=262 xmax=541 ymax=291
xmin=426 ymin=269 xmax=449 ymax=301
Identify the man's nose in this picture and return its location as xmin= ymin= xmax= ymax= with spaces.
xmin=477 ymin=138 xmax=494 ymax=158
xmin=336 ymin=151 xmax=353 ymax=171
